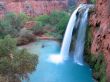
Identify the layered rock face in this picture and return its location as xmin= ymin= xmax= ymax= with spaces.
xmin=90 ymin=0 xmax=110 ymax=81
xmin=0 ymin=0 xmax=68 ymax=17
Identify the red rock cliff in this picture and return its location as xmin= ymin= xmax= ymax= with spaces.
xmin=0 ymin=0 xmax=68 ymax=17
xmin=88 ymin=0 xmax=110 ymax=82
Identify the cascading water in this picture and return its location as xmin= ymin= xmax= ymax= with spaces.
xmin=60 ymin=6 xmax=81 ymax=59
xmin=74 ymin=8 xmax=89 ymax=65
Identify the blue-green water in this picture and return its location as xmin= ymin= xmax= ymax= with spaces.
xmin=22 ymin=40 xmax=93 ymax=82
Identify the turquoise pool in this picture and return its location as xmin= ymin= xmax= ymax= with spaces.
xmin=21 ymin=40 xmax=93 ymax=82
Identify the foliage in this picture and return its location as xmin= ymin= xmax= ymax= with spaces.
xmin=12 ymin=49 xmax=38 ymax=77
xmin=91 ymin=53 xmax=106 ymax=82
xmin=56 ymin=14 xmax=69 ymax=34
xmin=84 ymin=26 xmax=92 ymax=63
xmin=31 ymin=22 xmax=44 ymax=34
xmin=0 ymin=35 xmax=38 ymax=81
xmin=35 ymin=14 xmax=49 ymax=26
xmin=49 ymin=11 xmax=67 ymax=26
xmin=0 ymin=35 xmax=16 ymax=57
xmin=0 ymin=12 xmax=29 ymax=38
xmin=91 ymin=0 xmax=96 ymax=4
xmin=0 ymin=11 xmax=69 ymax=38
xmin=34 ymin=11 xmax=69 ymax=35
xmin=17 ymin=28 xmax=35 ymax=45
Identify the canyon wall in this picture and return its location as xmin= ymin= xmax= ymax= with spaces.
xmin=90 ymin=0 xmax=110 ymax=82
xmin=0 ymin=0 xmax=68 ymax=17
xmin=78 ymin=0 xmax=110 ymax=82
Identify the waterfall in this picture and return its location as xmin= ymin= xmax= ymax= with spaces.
xmin=74 ymin=8 xmax=89 ymax=65
xmin=48 ymin=4 xmax=90 ymax=64
xmin=60 ymin=6 xmax=81 ymax=59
